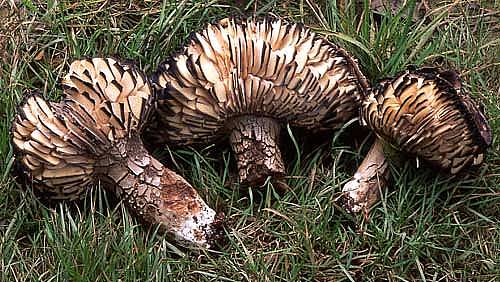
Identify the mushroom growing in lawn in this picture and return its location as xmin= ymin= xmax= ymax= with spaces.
xmin=11 ymin=58 xmax=221 ymax=248
xmin=342 ymin=67 xmax=492 ymax=214
xmin=148 ymin=17 xmax=368 ymax=185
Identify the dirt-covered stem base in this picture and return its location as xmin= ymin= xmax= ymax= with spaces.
xmin=103 ymin=135 xmax=219 ymax=248
xmin=342 ymin=138 xmax=390 ymax=214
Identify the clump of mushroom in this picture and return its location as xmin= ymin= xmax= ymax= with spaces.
xmin=342 ymin=67 xmax=492 ymax=214
xmin=11 ymin=58 xmax=221 ymax=248
xmin=148 ymin=17 xmax=368 ymax=185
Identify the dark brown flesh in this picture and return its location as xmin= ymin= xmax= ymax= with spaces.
xmin=105 ymin=135 xmax=219 ymax=247
xmin=228 ymin=115 xmax=284 ymax=185
xmin=105 ymin=135 xmax=198 ymax=222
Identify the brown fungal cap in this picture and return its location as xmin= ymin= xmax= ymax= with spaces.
xmin=149 ymin=17 xmax=368 ymax=184
xmin=62 ymin=57 xmax=154 ymax=138
xmin=11 ymin=93 xmax=96 ymax=200
xmin=361 ymin=67 xmax=492 ymax=174
xmin=11 ymin=58 xmax=153 ymax=200
xmin=11 ymin=58 xmax=219 ymax=248
xmin=152 ymin=17 xmax=368 ymax=141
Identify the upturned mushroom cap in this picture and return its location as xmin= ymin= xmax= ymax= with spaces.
xmin=150 ymin=17 xmax=368 ymax=141
xmin=148 ymin=17 xmax=368 ymax=184
xmin=361 ymin=67 xmax=492 ymax=174
xmin=11 ymin=93 xmax=97 ymax=199
xmin=342 ymin=67 xmax=492 ymax=215
xmin=11 ymin=58 xmax=220 ymax=248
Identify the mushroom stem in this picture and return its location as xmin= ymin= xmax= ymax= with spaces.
xmin=228 ymin=115 xmax=285 ymax=185
xmin=11 ymin=58 xmax=224 ymax=249
xmin=341 ymin=138 xmax=390 ymax=214
xmin=102 ymin=135 xmax=220 ymax=248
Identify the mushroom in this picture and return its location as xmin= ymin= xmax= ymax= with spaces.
xmin=147 ymin=17 xmax=368 ymax=185
xmin=11 ymin=57 xmax=221 ymax=248
xmin=342 ymin=67 xmax=492 ymax=214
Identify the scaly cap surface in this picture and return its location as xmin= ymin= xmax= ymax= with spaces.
xmin=11 ymin=58 xmax=219 ymax=248
xmin=149 ymin=17 xmax=368 ymax=144
xmin=361 ymin=67 xmax=491 ymax=174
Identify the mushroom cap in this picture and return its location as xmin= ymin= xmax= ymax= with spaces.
xmin=148 ymin=17 xmax=368 ymax=144
xmin=11 ymin=58 xmax=153 ymax=199
xmin=11 ymin=58 xmax=221 ymax=248
xmin=62 ymin=57 xmax=153 ymax=140
xmin=361 ymin=67 xmax=492 ymax=174
xmin=11 ymin=93 xmax=96 ymax=199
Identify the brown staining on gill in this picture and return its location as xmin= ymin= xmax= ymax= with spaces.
xmin=342 ymin=67 xmax=492 ymax=214
xmin=149 ymin=17 xmax=368 ymax=185
xmin=361 ymin=67 xmax=491 ymax=174
xmin=11 ymin=57 xmax=218 ymax=247
xmin=12 ymin=57 xmax=151 ymax=200
xmin=11 ymin=94 xmax=97 ymax=200
xmin=61 ymin=58 xmax=153 ymax=140
xmin=12 ymin=58 xmax=153 ymax=200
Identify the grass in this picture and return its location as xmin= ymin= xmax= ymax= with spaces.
xmin=1 ymin=0 xmax=499 ymax=280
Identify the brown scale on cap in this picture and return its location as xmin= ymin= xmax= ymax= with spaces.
xmin=342 ymin=67 xmax=492 ymax=214
xmin=11 ymin=58 xmax=220 ymax=248
xmin=148 ymin=17 xmax=368 ymax=185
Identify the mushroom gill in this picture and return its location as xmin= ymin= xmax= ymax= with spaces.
xmin=11 ymin=58 xmax=221 ymax=248
xmin=149 ymin=17 xmax=368 ymax=185
xmin=342 ymin=67 xmax=492 ymax=214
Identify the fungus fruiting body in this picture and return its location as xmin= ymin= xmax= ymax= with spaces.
xmin=11 ymin=58 xmax=220 ymax=248
xmin=149 ymin=17 xmax=368 ymax=185
xmin=342 ymin=67 xmax=492 ymax=214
